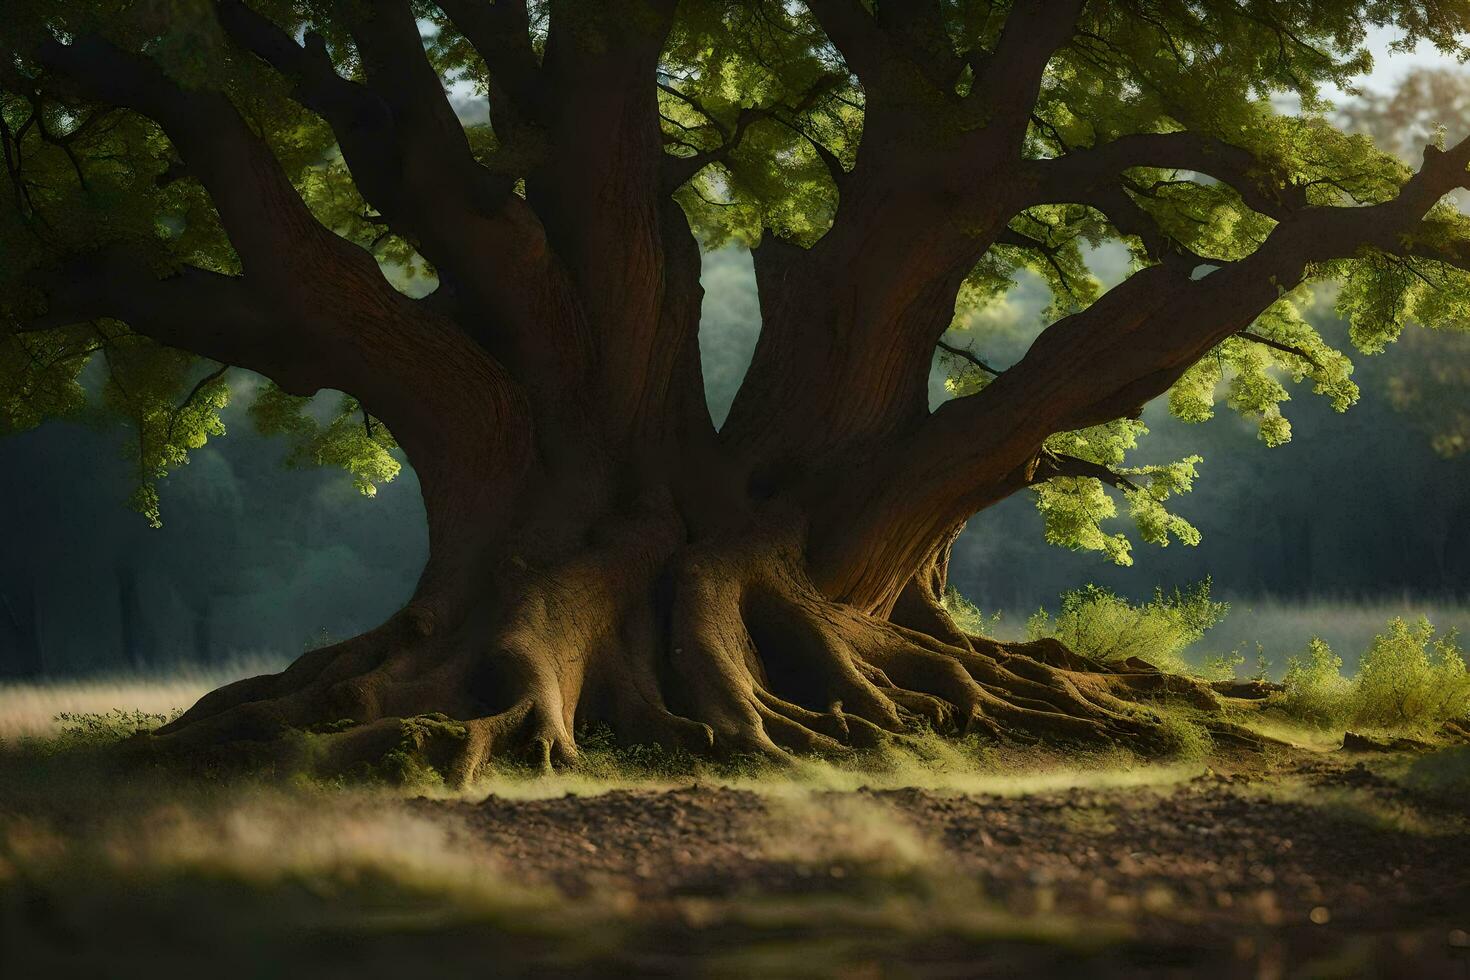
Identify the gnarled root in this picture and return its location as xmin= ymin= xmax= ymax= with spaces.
xmin=155 ymin=512 xmax=1271 ymax=783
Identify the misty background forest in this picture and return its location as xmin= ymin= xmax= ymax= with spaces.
xmin=7 ymin=59 xmax=1470 ymax=679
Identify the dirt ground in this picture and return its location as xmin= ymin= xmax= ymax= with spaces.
xmin=412 ymin=754 xmax=1470 ymax=977
xmin=3 ymin=746 xmax=1469 ymax=978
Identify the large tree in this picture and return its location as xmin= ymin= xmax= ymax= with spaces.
xmin=6 ymin=0 xmax=1470 ymax=775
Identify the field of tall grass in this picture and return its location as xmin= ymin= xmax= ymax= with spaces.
xmin=0 ymin=654 xmax=285 ymax=739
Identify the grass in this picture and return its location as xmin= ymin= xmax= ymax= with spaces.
xmin=0 ymin=653 xmax=283 ymax=740
xmin=3 ymin=667 xmax=1467 ymax=977
xmin=0 ymin=708 xmax=1156 ymax=979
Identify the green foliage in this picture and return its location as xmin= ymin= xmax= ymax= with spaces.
xmin=1198 ymin=650 xmax=1246 ymax=683
xmin=662 ymin=1 xmax=855 ymax=248
xmin=53 ymin=708 xmax=179 ymax=747
xmin=361 ymin=713 xmax=469 ymax=789
xmin=95 ymin=337 xmax=232 ymax=526
xmin=4 ymin=0 xmax=1470 ymax=542
xmin=1277 ymin=619 xmax=1470 ymax=734
xmin=1032 ymin=419 xmax=1203 ymax=566
xmin=1280 ymin=638 xmax=1353 ymax=729
xmin=1025 ymin=579 xmax=1229 ymax=675
xmin=1152 ymin=711 xmax=1213 ymax=762
xmin=941 ymin=586 xmax=1001 ymax=635
xmin=249 ymin=382 xmax=400 ymax=497
xmin=1248 ymin=649 xmax=1272 ymax=683
xmin=1351 ymin=618 xmax=1470 ymax=732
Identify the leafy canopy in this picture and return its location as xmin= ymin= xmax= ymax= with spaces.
xmin=3 ymin=0 xmax=1470 ymax=544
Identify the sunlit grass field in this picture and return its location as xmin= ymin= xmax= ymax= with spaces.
xmin=0 ymin=654 xmax=285 ymax=740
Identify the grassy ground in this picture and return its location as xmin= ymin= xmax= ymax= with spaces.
xmin=2 ymin=682 xmax=1469 ymax=978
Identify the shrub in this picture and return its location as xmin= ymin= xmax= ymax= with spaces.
xmin=1279 ymin=638 xmax=1351 ymax=729
xmin=53 ymin=708 xmax=179 ymax=746
xmin=1153 ymin=710 xmax=1214 ymax=760
xmin=1198 ymin=650 xmax=1246 ymax=682
xmin=941 ymin=587 xmax=1002 ymax=635
xmin=1275 ymin=618 xmax=1470 ymax=734
xmin=1026 ymin=579 xmax=1229 ymax=675
xmin=1350 ymin=618 xmax=1470 ymax=733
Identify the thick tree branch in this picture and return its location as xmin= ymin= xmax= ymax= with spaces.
xmin=805 ymin=0 xmax=970 ymax=94
xmin=36 ymin=33 xmax=347 ymax=290
xmin=530 ymin=0 xmax=687 ymax=435
xmin=803 ymin=0 xmax=891 ymax=86
xmin=1033 ymin=131 xmax=1301 ymax=219
xmin=433 ymin=0 xmax=543 ymax=136
xmin=20 ymin=248 xmax=323 ymax=395
xmin=816 ymin=134 xmax=1470 ymax=606
xmin=974 ymin=0 xmax=1087 ymax=132
xmin=213 ymin=1 xmax=406 ymax=217
xmin=345 ymin=0 xmax=512 ymax=210
xmin=25 ymin=29 xmax=520 ymax=417
xmin=214 ymin=0 xmax=588 ymax=386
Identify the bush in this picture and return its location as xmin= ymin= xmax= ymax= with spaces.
xmin=1026 ymin=579 xmax=1228 ymax=675
xmin=1276 ymin=618 xmax=1470 ymax=734
xmin=52 ymin=708 xmax=179 ymax=746
xmin=941 ymin=587 xmax=1002 ymax=635
xmin=1350 ymin=618 xmax=1470 ymax=732
xmin=1198 ymin=650 xmax=1245 ymax=682
xmin=1279 ymin=638 xmax=1351 ymax=729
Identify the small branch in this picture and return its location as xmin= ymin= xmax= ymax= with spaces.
xmin=936 ymin=339 xmax=1001 ymax=376
xmin=1033 ymin=449 xmax=1141 ymax=493
xmin=1237 ymin=331 xmax=1320 ymax=368
xmin=661 ymin=72 xmax=845 ymax=192
xmin=166 ymin=363 xmax=229 ymax=443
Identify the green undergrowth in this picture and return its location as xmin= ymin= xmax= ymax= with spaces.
xmin=1025 ymin=580 xmax=1229 ymax=676
xmin=0 ymin=704 xmax=1221 ymax=802
xmin=51 ymin=707 xmax=181 ymax=747
xmin=976 ymin=580 xmax=1470 ymax=742
xmin=1270 ymin=618 xmax=1470 ymax=737
xmin=450 ymin=713 xmax=1227 ymax=799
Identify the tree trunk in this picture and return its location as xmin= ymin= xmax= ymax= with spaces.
xmin=158 ymin=408 xmax=1244 ymax=780
xmin=32 ymin=3 xmax=1352 ymax=780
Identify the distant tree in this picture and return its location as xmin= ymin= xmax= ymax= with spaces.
xmin=6 ymin=1 xmax=1470 ymax=772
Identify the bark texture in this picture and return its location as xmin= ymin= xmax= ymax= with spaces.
xmin=10 ymin=0 xmax=1470 ymax=778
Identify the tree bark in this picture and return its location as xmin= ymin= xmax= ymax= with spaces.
xmin=158 ymin=483 xmax=1242 ymax=779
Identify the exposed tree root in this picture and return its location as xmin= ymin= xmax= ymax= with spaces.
xmin=155 ymin=511 xmax=1278 ymax=784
